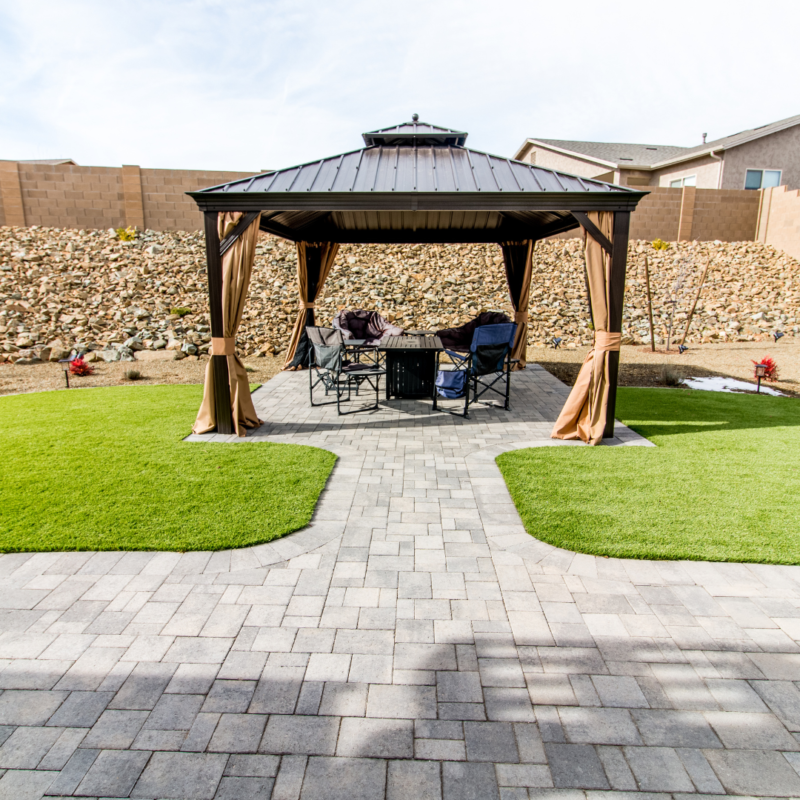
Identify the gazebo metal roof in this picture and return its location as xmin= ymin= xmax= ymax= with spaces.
xmin=188 ymin=118 xmax=646 ymax=244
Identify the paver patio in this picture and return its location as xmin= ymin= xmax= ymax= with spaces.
xmin=2 ymin=366 xmax=800 ymax=799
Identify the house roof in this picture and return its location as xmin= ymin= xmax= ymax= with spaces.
xmin=518 ymin=113 xmax=800 ymax=170
xmin=16 ymin=158 xmax=78 ymax=166
xmin=531 ymin=140 xmax=686 ymax=168
xmin=189 ymin=119 xmax=645 ymax=244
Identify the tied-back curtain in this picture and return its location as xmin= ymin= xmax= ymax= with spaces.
xmin=551 ymin=212 xmax=619 ymax=445
xmin=500 ymin=240 xmax=534 ymax=370
xmin=283 ymin=241 xmax=339 ymax=369
xmin=193 ymin=211 xmax=263 ymax=437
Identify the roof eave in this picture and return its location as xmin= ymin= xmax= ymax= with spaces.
xmin=650 ymin=148 xmax=725 ymax=169
xmin=650 ymin=117 xmax=800 ymax=169
xmin=520 ymin=140 xmax=619 ymax=169
xmin=186 ymin=189 xmax=647 ymax=214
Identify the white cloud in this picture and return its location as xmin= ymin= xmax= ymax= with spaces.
xmin=0 ymin=0 xmax=798 ymax=170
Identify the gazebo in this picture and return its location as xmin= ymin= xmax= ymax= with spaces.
xmin=187 ymin=117 xmax=646 ymax=444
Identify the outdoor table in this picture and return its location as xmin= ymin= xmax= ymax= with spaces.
xmin=378 ymin=334 xmax=443 ymax=399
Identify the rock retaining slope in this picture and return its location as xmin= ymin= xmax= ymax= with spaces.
xmin=1 ymin=225 xmax=798 ymax=363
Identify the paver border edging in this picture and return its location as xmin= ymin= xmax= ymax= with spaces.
xmin=465 ymin=428 xmax=654 ymax=568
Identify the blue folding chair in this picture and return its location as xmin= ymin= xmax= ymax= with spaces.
xmin=432 ymin=323 xmax=518 ymax=418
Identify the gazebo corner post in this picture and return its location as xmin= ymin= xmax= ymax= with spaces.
xmin=203 ymin=210 xmax=234 ymax=435
xmin=603 ymin=211 xmax=631 ymax=439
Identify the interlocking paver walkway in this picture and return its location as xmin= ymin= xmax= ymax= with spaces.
xmin=2 ymin=366 xmax=800 ymax=799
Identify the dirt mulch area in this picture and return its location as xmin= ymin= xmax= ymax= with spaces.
xmin=1 ymin=341 xmax=798 ymax=398
xmin=0 ymin=353 xmax=285 ymax=397
xmin=529 ymin=340 xmax=800 ymax=397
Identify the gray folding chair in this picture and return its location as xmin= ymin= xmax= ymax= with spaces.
xmin=307 ymin=326 xmax=385 ymax=415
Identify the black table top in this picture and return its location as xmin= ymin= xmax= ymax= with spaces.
xmin=378 ymin=335 xmax=443 ymax=351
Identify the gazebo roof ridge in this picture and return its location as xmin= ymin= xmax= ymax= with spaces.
xmin=363 ymin=116 xmax=469 ymax=146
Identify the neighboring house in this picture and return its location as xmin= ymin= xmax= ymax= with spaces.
xmin=513 ymin=113 xmax=800 ymax=191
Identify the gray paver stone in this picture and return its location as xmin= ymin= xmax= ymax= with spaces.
xmin=76 ymin=749 xmax=150 ymax=797
xmin=544 ymin=743 xmax=609 ymax=790
xmin=260 ymin=715 xmax=339 ymax=755
xmin=301 ymin=756 xmax=387 ymax=800
xmin=623 ymin=745 xmax=695 ymax=793
xmin=131 ymin=751 xmax=228 ymax=799
xmin=388 ymin=759 xmax=441 ymax=800
xmin=442 ymin=761 xmax=500 ymax=800
xmin=337 ymin=717 xmax=413 ymax=758
xmin=464 ymin=721 xmax=518 ymax=763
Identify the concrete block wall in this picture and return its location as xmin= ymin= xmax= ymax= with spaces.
xmin=139 ymin=168 xmax=254 ymax=231
xmin=557 ymin=186 xmax=762 ymax=244
xmin=691 ymin=188 xmax=760 ymax=242
xmin=0 ymin=160 xmax=795 ymax=259
xmin=757 ymin=185 xmax=800 ymax=260
xmin=0 ymin=161 xmax=255 ymax=232
xmin=17 ymin=163 xmax=126 ymax=229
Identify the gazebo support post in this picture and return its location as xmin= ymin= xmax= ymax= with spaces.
xmin=203 ymin=211 xmax=234 ymax=435
xmin=603 ymin=211 xmax=631 ymax=439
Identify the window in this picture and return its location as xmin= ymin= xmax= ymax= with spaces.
xmin=745 ymin=169 xmax=782 ymax=190
xmin=669 ymin=175 xmax=696 ymax=188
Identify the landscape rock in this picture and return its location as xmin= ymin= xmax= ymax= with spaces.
xmin=0 ymin=225 xmax=797 ymax=363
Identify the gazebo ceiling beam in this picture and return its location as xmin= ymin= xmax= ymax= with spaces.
xmin=570 ymin=211 xmax=614 ymax=256
xmin=258 ymin=216 xmax=304 ymax=242
xmin=219 ymin=211 xmax=260 ymax=256
xmin=253 ymin=218 xmax=578 ymax=245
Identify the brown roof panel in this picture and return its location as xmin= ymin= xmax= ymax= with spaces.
xmin=189 ymin=121 xmax=646 ymax=242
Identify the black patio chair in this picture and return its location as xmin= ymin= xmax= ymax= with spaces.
xmin=307 ymin=326 xmax=385 ymax=415
xmin=432 ymin=323 xmax=518 ymax=418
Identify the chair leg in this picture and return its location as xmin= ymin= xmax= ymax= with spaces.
xmin=505 ymin=360 xmax=511 ymax=410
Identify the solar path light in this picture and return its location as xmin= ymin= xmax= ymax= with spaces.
xmin=551 ymin=337 xmax=562 ymax=349
xmin=754 ymin=363 xmax=767 ymax=394
xmin=58 ymin=355 xmax=76 ymax=389
xmin=773 ymin=331 xmax=784 ymax=343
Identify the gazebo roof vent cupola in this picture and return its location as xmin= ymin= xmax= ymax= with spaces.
xmin=362 ymin=115 xmax=468 ymax=147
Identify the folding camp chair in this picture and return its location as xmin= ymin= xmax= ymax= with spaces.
xmin=307 ymin=326 xmax=385 ymax=415
xmin=432 ymin=323 xmax=518 ymax=418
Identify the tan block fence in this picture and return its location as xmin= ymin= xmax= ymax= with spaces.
xmin=0 ymin=159 xmax=799 ymax=259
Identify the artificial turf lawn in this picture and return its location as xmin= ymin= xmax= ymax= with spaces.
xmin=0 ymin=384 xmax=336 ymax=552
xmin=497 ymin=388 xmax=800 ymax=564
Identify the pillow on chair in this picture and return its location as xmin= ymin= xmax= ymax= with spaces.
xmin=436 ymin=311 xmax=512 ymax=351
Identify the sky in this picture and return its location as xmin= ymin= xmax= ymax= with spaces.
xmin=1 ymin=0 xmax=798 ymax=172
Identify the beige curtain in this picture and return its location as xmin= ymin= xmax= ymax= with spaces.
xmin=283 ymin=241 xmax=339 ymax=369
xmin=551 ymin=212 xmax=620 ymax=445
xmin=193 ymin=212 xmax=263 ymax=437
xmin=500 ymin=240 xmax=534 ymax=369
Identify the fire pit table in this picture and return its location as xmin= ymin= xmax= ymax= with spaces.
xmin=378 ymin=334 xmax=444 ymax=399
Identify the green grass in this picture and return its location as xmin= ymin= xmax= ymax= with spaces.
xmin=0 ymin=385 xmax=336 ymax=552
xmin=497 ymin=388 xmax=800 ymax=564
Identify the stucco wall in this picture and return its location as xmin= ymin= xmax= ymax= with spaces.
xmin=720 ymin=125 xmax=800 ymax=191
xmin=653 ymin=154 xmax=723 ymax=189
xmin=521 ymin=145 xmax=612 ymax=179
xmin=757 ymin=184 xmax=800 ymax=259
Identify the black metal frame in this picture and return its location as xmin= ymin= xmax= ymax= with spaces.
xmin=192 ymin=119 xmax=641 ymax=436
xmin=432 ymin=350 xmax=517 ymax=419
xmin=308 ymin=342 xmax=385 ymax=415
